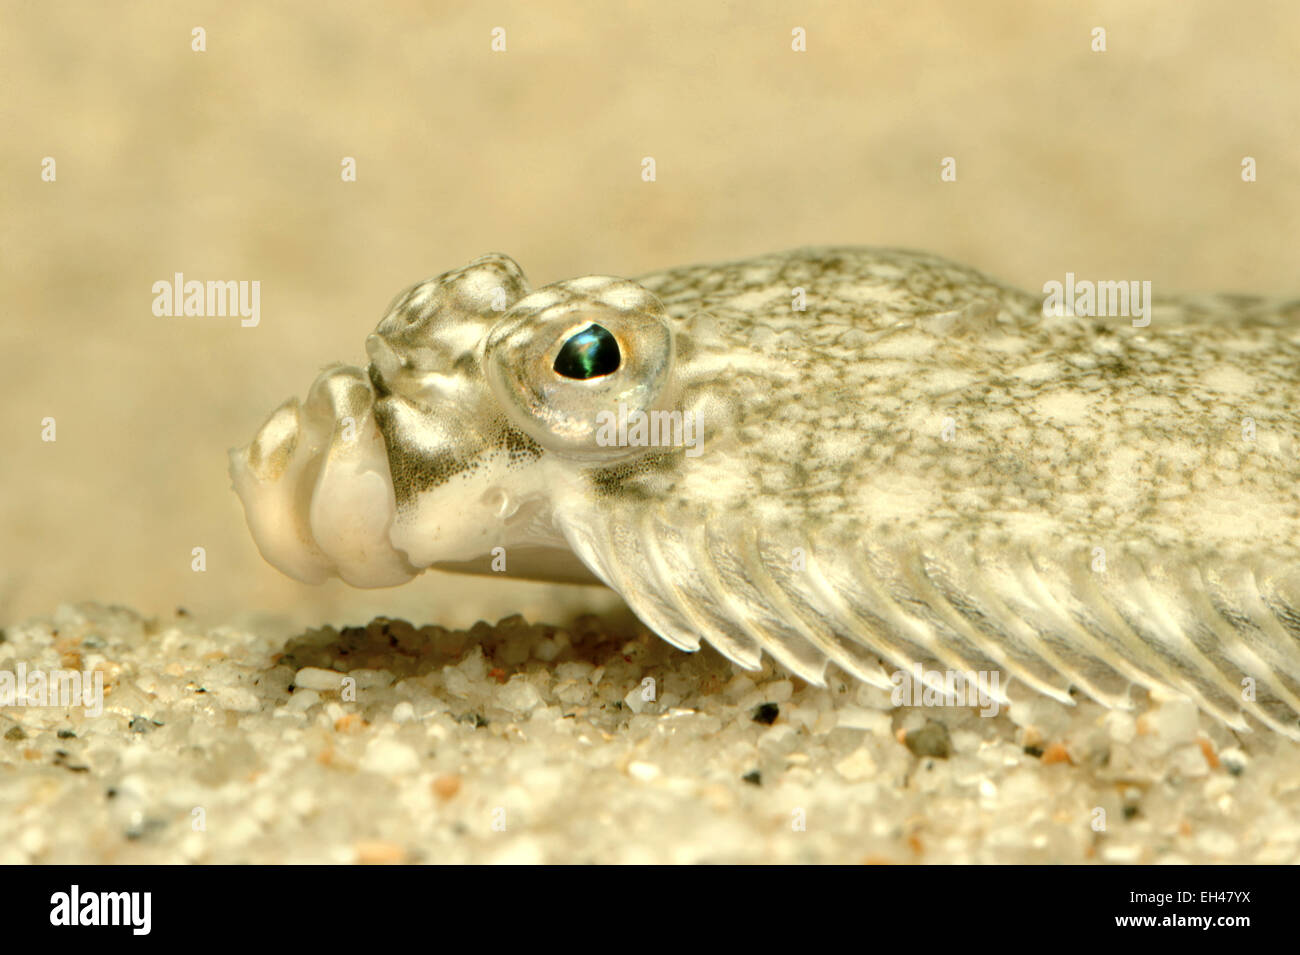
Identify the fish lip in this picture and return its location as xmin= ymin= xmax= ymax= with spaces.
xmin=230 ymin=365 xmax=418 ymax=587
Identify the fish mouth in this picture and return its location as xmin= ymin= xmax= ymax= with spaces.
xmin=229 ymin=364 xmax=418 ymax=587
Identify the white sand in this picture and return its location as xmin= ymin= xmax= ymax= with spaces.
xmin=1 ymin=602 xmax=1298 ymax=863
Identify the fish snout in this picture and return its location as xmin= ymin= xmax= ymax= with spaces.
xmin=229 ymin=364 xmax=418 ymax=587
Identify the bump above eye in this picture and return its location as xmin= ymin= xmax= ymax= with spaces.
xmin=554 ymin=324 xmax=620 ymax=379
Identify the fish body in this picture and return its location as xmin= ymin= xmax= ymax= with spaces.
xmin=231 ymin=248 xmax=1300 ymax=737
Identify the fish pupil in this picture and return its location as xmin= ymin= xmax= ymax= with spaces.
xmin=554 ymin=324 xmax=621 ymax=379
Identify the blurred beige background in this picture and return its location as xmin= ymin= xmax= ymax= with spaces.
xmin=2 ymin=0 xmax=1297 ymax=634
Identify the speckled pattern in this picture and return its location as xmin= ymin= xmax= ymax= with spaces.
xmin=635 ymin=247 xmax=1300 ymax=552
xmin=234 ymin=248 xmax=1300 ymax=746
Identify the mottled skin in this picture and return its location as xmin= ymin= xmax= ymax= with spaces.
xmin=231 ymin=248 xmax=1300 ymax=737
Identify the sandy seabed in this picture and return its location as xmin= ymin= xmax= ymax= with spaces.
xmin=2 ymin=602 xmax=1298 ymax=864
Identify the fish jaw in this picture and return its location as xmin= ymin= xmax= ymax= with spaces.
xmin=229 ymin=364 xmax=419 ymax=588
xmin=230 ymin=359 xmax=582 ymax=588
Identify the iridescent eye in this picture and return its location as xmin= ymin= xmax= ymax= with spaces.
xmin=484 ymin=277 xmax=673 ymax=459
xmin=553 ymin=324 xmax=620 ymax=380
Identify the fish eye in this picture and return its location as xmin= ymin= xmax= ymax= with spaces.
xmin=484 ymin=277 xmax=674 ymax=460
xmin=554 ymin=323 xmax=621 ymax=380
